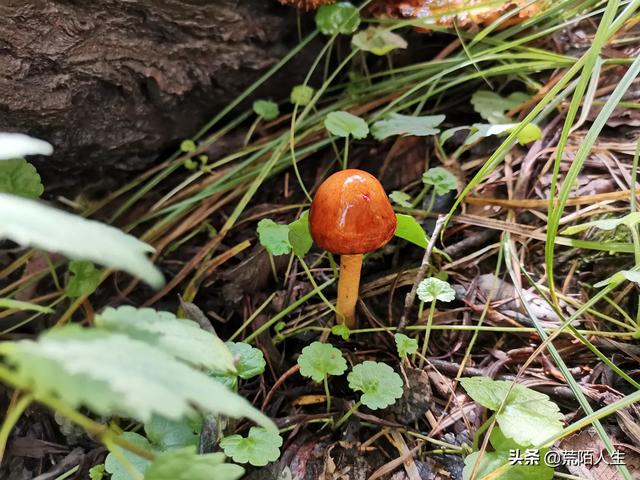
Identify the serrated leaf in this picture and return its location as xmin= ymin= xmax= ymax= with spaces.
xmin=144 ymin=414 xmax=202 ymax=451
xmin=253 ymin=100 xmax=279 ymax=121
xmin=324 ymin=111 xmax=369 ymax=139
xmin=290 ymin=85 xmax=315 ymax=106
xmin=0 ymin=194 xmax=163 ymax=288
xmin=315 ymin=2 xmax=360 ymax=35
xmin=96 ymin=306 xmax=235 ymax=374
xmin=66 ymin=260 xmax=101 ymax=298
xmin=288 ymin=211 xmax=313 ymax=257
xmin=297 ymin=341 xmax=347 ymax=382
xmin=562 ymin=212 xmax=640 ymax=236
xmin=0 ymin=326 xmax=276 ymax=431
xmin=417 ymin=277 xmax=455 ymax=303
xmin=220 ymin=427 xmax=283 ymax=467
xmin=257 ymin=219 xmax=291 ymax=256
xmin=422 ymin=167 xmax=458 ymax=196
xmin=395 ymin=214 xmax=428 ymax=248
xmin=463 ymin=450 xmax=553 ymax=480
xmin=460 ymin=377 xmax=563 ymax=446
xmin=226 ymin=342 xmax=266 ymax=380
xmin=352 ymin=27 xmax=407 ymax=56
xmin=371 ymin=114 xmax=445 ymax=140
xmin=144 ymin=448 xmax=244 ymax=480
xmin=0 ymin=159 xmax=44 ymax=198
xmin=347 ymin=361 xmax=403 ymax=410
xmin=470 ymin=91 xmax=530 ymax=124
xmin=331 ymin=323 xmax=350 ymax=340
xmin=389 ymin=191 xmax=412 ymax=208
xmin=89 ymin=464 xmax=105 ymax=480
xmin=394 ymin=333 xmax=418 ymax=360
xmin=105 ymin=432 xmax=155 ymax=480
xmin=0 ymin=133 xmax=53 ymax=160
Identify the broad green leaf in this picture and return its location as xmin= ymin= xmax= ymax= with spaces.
xmin=290 ymin=85 xmax=315 ymax=106
xmin=394 ymin=333 xmax=418 ymax=360
xmin=144 ymin=414 xmax=202 ymax=451
xmin=297 ymin=341 xmax=347 ymax=382
xmin=347 ymin=361 xmax=403 ymax=410
xmin=144 ymin=448 xmax=244 ymax=480
xmin=96 ymin=306 xmax=235 ymax=374
xmin=257 ymin=219 xmax=291 ymax=256
xmin=389 ymin=191 xmax=412 ymax=208
xmin=0 ymin=298 xmax=53 ymax=314
xmin=470 ymin=91 xmax=530 ymax=124
xmin=0 ymin=194 xmax=163 ymax=288
xmin=324 ymin=111 xmax=369 ymax=139
xmin=394 ymin=214 xmax=428 ymax=248
xmin=105 ymin=432 xmax=155 ymax=480
xmin=562 ymin=212 xmax=640 ymax=235
xmin=460 ymin=377 xmax=563 ymax=446
xmin=226 ymin=342 xmax=266 ymax=380
xmin=417 ymin=278 xmax=456 ymax=303
xmin=315 ymin=2 xmax=360 ymax=35
xmin=220 ymin=427 xmax=283 ymax=467
xmin=463 ymin=450 xmax=553 ymax=480
xmin=489 ymin=427 xmax=522 ymax=451
xmin=331 ymin=323 xmax=350 ymax=340
xmin=89 ymin=464 xmax=105 ymax=480
xmin=180 ymin=140 xmax=197 ymax=153
xmin=288 ymin=211 xmax=313 ymax=257
xmin=515 ymin=123 xmax=542 ymax=145
xmin=253 ymin=100 xmax=279 ymax=121
xmin=352 ymin=27 xmax=407 ymax=56
xmin=0 ymin=326 xmax=276 ymax=431
xmin=0 ymin=133 xmax=53 ymax=160
xmin=0 ymin=159 xmax=44 ymax=198
xmin=422 ymin=167 xmax=458 ymax=195
xmin=371 ymin=114 xmax=445 ymax=140
xmin=66 ymin=260 xmax=101 ymax=298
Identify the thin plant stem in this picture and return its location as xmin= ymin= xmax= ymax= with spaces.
xmin=343 ymin=137 xmax=349 ymax=170
xmin=0 ymin=393 xmax=32 ymax=465
xmin=334 ymin=400 xmax=362 ymax=429
xmin=418 ymin=301 xmax=437 ymax=369
xmin=323 ymin=376 xmax=332 ymax=414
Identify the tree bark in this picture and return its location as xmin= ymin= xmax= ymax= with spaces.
xmin=0 ymin=0 xmax=301 ymax=185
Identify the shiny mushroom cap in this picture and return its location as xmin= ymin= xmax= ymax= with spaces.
xmin=309 ymin=169 xmax=397 ymax=255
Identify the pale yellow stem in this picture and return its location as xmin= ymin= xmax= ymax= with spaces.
xmin=336 ymin=254 xmax=362 ymax=329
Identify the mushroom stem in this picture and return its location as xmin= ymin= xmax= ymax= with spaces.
xmin=336 ymin=254 xmax=362 ymax=328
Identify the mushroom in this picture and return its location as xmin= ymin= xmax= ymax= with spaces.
xmin=309 ymin=169 xmax=397 ymax=328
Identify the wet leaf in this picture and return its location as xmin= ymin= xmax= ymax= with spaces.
xmin=394 ymin=214 xmax=428 ymax=248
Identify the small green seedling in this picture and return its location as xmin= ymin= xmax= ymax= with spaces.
xmin=290 ymin=85 xmax=315 ymax=106
xmin=324 ymin=111 xmax=368 ymax=168
xmin=389 ymin=191 xmax=412 ymax=208
xmin=297 ymin=341 xmax=347 ymax=412
xmin=66 ymin=260 xmax=101 ymax=298
xmin=331 ymin=323 xmax=351 ymax=341
xmin=394 ymin=333 xmax=418 ymax=362
xmin=315 ymin=2 xmax=360 ymax=35
xmin=336 ymin=361 xmax=403 ymax=427
xmin=371 ymin=113 xmax=445 ymax=140
xmin=220 ymin=427 xmax=283 ymax=467
xmin=352 ymin=27 xmax=407 ymax=56
xmin=416 ymin=277 xmax=455 ymax=366
xmin=0 ymin=158 xmax=43 ymax=198
xmin=417 ymin=166 xmax=458 ymax=211
xmin=179 ymin=139 xmax=199 ymax=170
xmin=470 ymin=90 xmax=530 ymax=125
xmin=214 ymin=341 xmax=266 ymax=390
xmin=460 ymin=377 xmax=562 ymax=480
xmin=246 ymin=100 xmax=280 ymax=145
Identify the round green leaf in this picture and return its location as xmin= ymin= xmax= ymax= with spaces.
xmin=0 ymin=159 xmax=44 ymax=199
xmin=324 ymin=111 xmax=369 ymax=139
xmin=352 ymin=27 xmax=407 ymax=56
xmin=347 ymin=361 xmax=403 ymax=409
xmin=288 ymin=211 xmax=313 ymax=257
xmin=66 ymin=260 xmax=101 ymax=298
xmin=290 ymin=85 xmax=315 ymax=106
xmin=180 ymin=139 xmax=197 ymax=153
xmin=389 ymin=191 xmax=412 ymax=208
xmin=422 ymin=167 xmax=458 ymax=196
xmin=220 ymin=427 xmax=283 ymax=467
xmin=315 ymin=2 xmax=360 ymax=35
xmin=226 ymin=342 xmax=266 ymax=380
xmin=297 ymin=341 xmax=347 ymax=382
xmin=417 ymin=277 xmax=455 ymax=303
xmin=144 ymin=414 xmax=202 ymax=450
xmin=394 ymin=333 xmax=418 ymax=360
xmin=252 ymin=100 xmax=279 ymax=121
xmin=257 ymin=219 xmax=292 ymax=256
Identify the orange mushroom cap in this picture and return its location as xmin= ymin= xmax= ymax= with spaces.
xmin=309 ymin=169 xmax=397 ymax=255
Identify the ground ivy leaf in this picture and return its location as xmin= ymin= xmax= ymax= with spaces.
xmin=389 ymin=191 xmax=412 ymax=207
xmin=66 ymin=260 xmax=101 ymax=298
xmin=463 ymin=450 xmax=553 ymax=480
xmin=257 ymin=219 xmax=292 ymax=256
xmin=0 ymin=326 xmax=276 ymax=430
xmin=0 ymin=132 xmax=53 ymax=160
xmin=331 ymin=323 xmax=350 ymax=340
xmin=96 ymin=306 xmax=235 ymax=374
xmin=460 ymin=377 xmax=564 ymax=446
xmin=290 ymin=85 xmax=315 ymax=106
xmin=324 ymin=111 xmax=369 ymax=139
xmin=348 ymin=361 xmax=403 ymax=410
xmin=220 ymin=427 xmax=283 ymax=467
xmin=288 ymin=211 xmax=313 ymax=257
xmin=105 ymin=432 xmax=155 ymax=480
xmin=394 ymin=214 xmax=428 ymax=248
xmin=144 ymin=414 xmax=202 ymax=451
xmin=371 ymin=113 xmax=445 ymax=140
xmin=394 ymin=333 xmax=418 ymax=360
xmin=470 ymin=90 xmax=530 ymax=124
xmin=0 ymin=194 xmax=163 ymax=288
xmin=422 ymin=167 xmax=458 ymax=195
xmin=315 ymin=2 xmax=360 ymax=35
xmin=226 ymin=342 xmax=266 ymax=380
xmin=144 ymin=448 xmax=244 ymax=480
xmin=352 ymin=27 xmax=407 ymax=56
xmin=417 ymin=277 xmax=455 ymax=303
xmin=297 ymin=341 xmax=347 ymax=382
xmin=0 ymin=159 xmax=44 ymax=199
xmin=253 ymin=100 xmax=279 ymax=121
